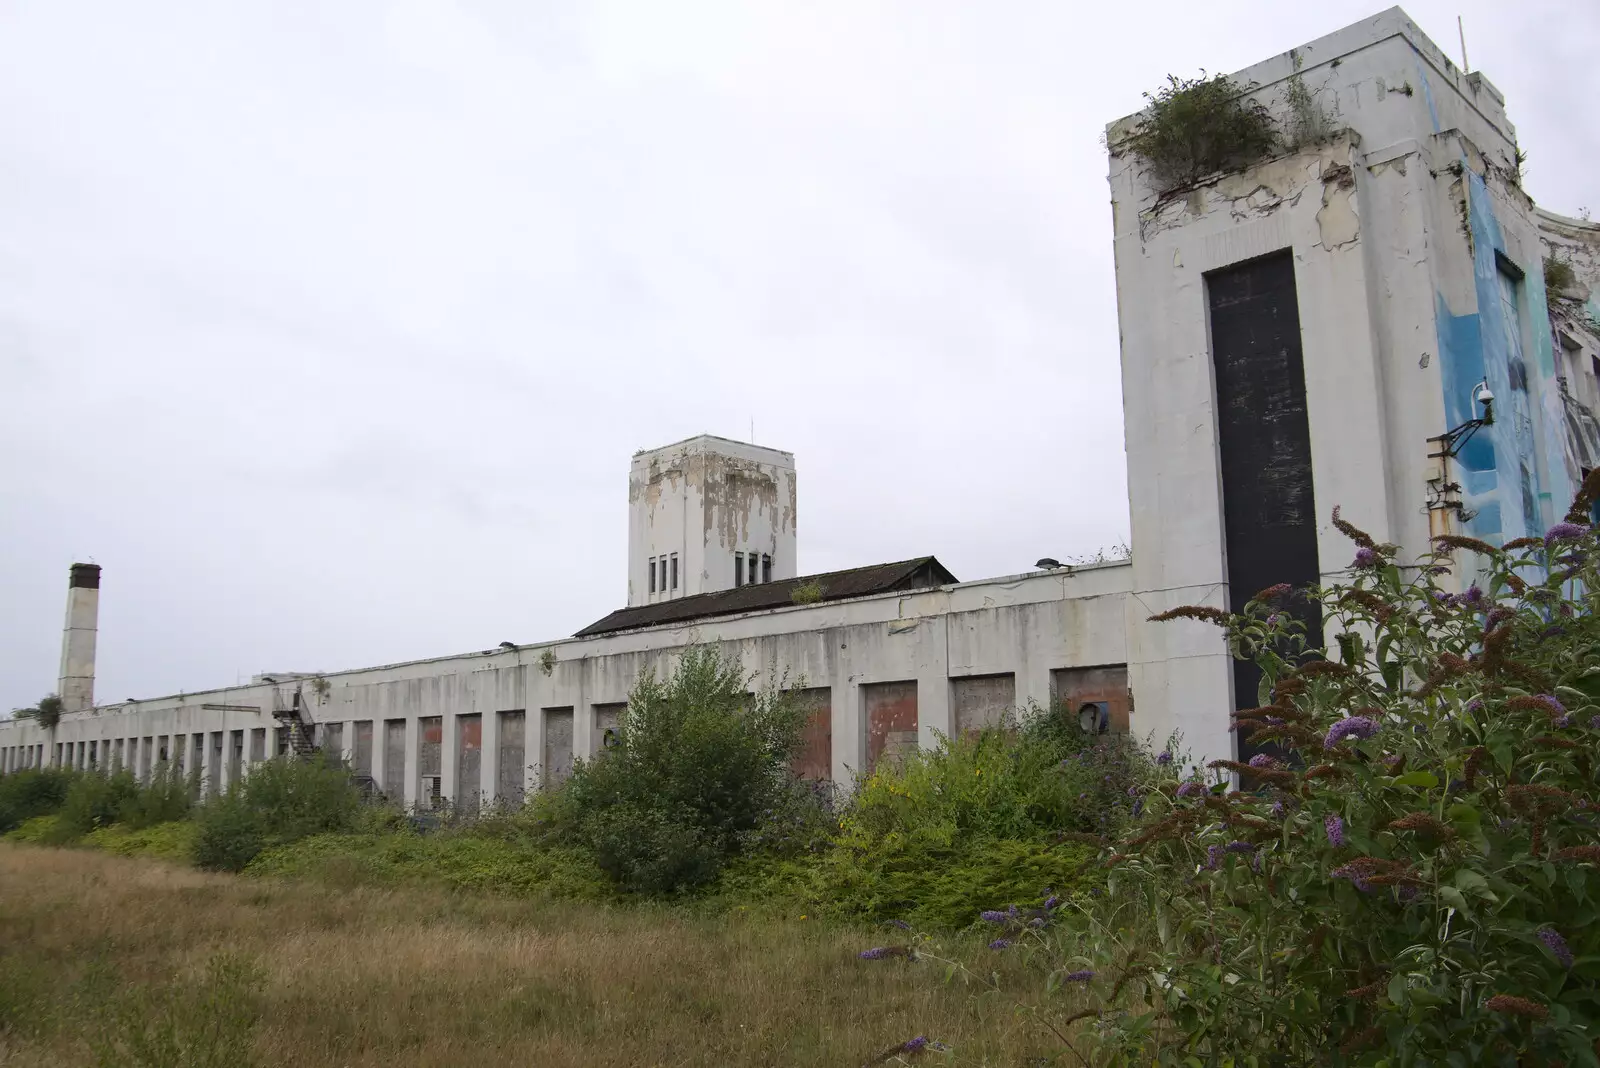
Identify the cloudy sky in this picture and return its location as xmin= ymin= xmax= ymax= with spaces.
xmin=1 ymin=1 xmax=1595 ymax=710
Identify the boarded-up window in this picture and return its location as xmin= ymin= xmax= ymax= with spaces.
xmin=419 ymin=717 xmax=443 ymax=809
xmin=229 ymin=730 xmax=244 ymax=785
xmin=497 ymin=711 xmax=526 ymax=806
xmin=790 ymin=688 xmax=832 ymax=780
xmin=1051 ymin=665 xmax=1131 ymax=734
xmin=140 ymin=737 xmax=153 ymax=779
xmin=592 ymin=703 xmax=625 ymax=755
xmin=951 ymin=674 xmax=1016 ymax=735
xmin=456 ymin=714 xmax=482 ymax=811
xmin=322 ymin=722 xmax=344 ymax=760
xmin=383 ymin=720 xmax=406 ymax=800
xmin=274 ymin=727 xmax=289 ymax=757
xmin=864 ymin=681 xmax=918 ymax=772
xmin=350 ymin=721 xmax=373 ymax=777
xmin=543 ymin=708 xmax=574 ymax=790
xmin=249 ymin=728 xmax=265 ymax=763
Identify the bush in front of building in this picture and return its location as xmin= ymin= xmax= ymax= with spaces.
xmin=0 ymin=766 xmax=77 ymax=834
xmin=193 ymin=752 xmax=364 ymax=872
xmin=1000 ymin=498 xmax=1600 ymax=1065
xmin=549 ymin=646 xmax=811 ymax=895
xmin=54 ymin=768 xmax=142 ymax=840
xmin=115 ymin=763 xmax=196 ymax=829
xmin=805 ymin=716 xmax=1142 ymax=928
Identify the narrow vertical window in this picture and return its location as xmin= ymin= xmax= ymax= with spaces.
xmin=670 ymin=553 xmax=678 ymax=590
xmin=648 ymin=557 xmax=656 ymax=593
xmin=762 ymin=554 xmax=772 ymax=583
xmin=735 ymin=553 xmax=745 ymax=586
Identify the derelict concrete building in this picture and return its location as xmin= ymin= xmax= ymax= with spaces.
xmin=4 ymin=8 xmax=1599 ymax=798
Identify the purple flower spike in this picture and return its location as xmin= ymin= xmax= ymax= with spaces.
xmin=1156 ymin=750 xmax=1173 ymax=766
xmin=1248 ymin=754 xmax=1283 ymax=770
xmin=1062 ymin=969 xmax=1095 ymax=983
xmin=1176 ymin=781 xmax=1202 ymax=798
xmin=1556 ymin=715 xmax=1573 ymax=729
xmin=1535 ymin=694 xmax=1567 ymax=716
xmin=903 ymin=1037 xmax=928 ymax=1053
xmin=1204 ymin=845 xmax=1223 ymax=870
xmin=1271 ymin=800 xmax=1286 ymax=818
xmin=1042 ymin=895 xmax=1059 ymax=911
xmin=988 ymin=939 xmax=1011 ymax=951
xmin=1324 ymin=716 xmax=1380 ymax=750
xmin=1325 ymin=813 xmax=1346 ymax=847
xmin=1590 ymin=716 xmax=1600 ymax=731
xmin=1225 ymin=840 xmax=1255 ymax=854
xmin=979 ymin=910 xmax=1009 ymax=924
xmin=1352 ymin=547 xmax=1381 ymax=569
xmin=1546 ymin=522 xmax=1588 ymax=547
xmin=1539 ymin=927 xmax=1574 ymax=969
xmin=859 ymin=947 xmax=892 ymax=960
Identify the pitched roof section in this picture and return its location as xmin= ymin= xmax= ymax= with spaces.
xmin=574 ymin=557 xmax=959 ymax=638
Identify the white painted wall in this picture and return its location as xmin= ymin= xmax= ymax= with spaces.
xmin=1108 ymin=7 xmax=1585 ymax=768
xmin=0 ymin=563 xmax=1132 ymax=801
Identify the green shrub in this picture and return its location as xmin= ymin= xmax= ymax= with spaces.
xmin=117 ymin=764 xmax=195 ymax=829
xmin=83 ymin=821 xmax=198 ymax=863
xmin=4 ymin=814 xmax=64 ymax=844
xmin=246 ymin=830 xmax=614 ymax=900
xmin=1043 ymin=502 xmax=1600 ymax=1064
xmin=56 ymin=770 xmax=141 ymax=839
xmin=554 ymin=646 xmax=810 ymax=895
xmin=1125 ymin=72 xmax=1279 ymax=191
xmin=816 ymin=834 xmax=1099 ymax=929
xmin=0 ymin=767 xmax=77 ymax=833
xmin=843 ymin=715 xmax=1144 ymax=846
xmin=193 ymin=753 xmax=364 ymax=872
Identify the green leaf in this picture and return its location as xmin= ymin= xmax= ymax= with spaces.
xmin=1448 ymin=804 xmax=1489 ymax=853
xmin=1387 ymin=973 xmax=1408 ymax=1006
xmin=1391 ymin=771 xmax=1439 ymax=788
xmin=1438 ymin=886 xmax=1469 ymax=914
xmin=1452 ymin=869 xmax=1498 ymax=902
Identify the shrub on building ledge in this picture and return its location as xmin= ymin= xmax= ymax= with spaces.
xmin=1125 ymin=72 xmax=1279 ymax=193
xmin=790 ymin=580 xmax=825 ymax=606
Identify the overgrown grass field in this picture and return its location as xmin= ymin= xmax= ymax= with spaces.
xmin=0 ymin=843 xmax=1080 ymax=1067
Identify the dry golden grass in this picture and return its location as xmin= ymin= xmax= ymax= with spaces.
xmin=0 ymin=844 xmax=1086 ymax=1067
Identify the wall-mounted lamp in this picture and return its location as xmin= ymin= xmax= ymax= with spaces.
xmin=1429 ymin=380 xmax=1496 ymax=460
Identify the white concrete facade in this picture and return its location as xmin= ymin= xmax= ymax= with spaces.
xmin=627 ymin=435 xmax=797 ymax=607
xmin=0 ymin=561 xmax=1133 ymax=803
xmin=5 ymin=8 xmax=1597 ymax=788
xmin=1109 ymin=7 xmax=1600 ymax=765
xmin=58 ymin=564 xmax=99 ymax=714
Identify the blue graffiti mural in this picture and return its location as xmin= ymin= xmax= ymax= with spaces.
xmin=1434 ymin=170 xmax=1574 ymax=545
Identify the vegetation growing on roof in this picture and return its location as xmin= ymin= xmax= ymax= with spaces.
xmin=789 ymin=580 xmax=826 ymax=605
xmin=1125 ymin=72 xmax=1279 ymax=192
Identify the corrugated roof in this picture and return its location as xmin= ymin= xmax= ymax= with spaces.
xmin=574 ymin=557 xmax=958 ymax=637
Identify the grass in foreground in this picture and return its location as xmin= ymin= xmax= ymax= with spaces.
xmin=0 ymin=844 xmax=1084 ymax=1067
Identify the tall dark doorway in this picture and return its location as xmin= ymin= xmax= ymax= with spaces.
xmin=1207 ymin=251 xmax=1322 ymax=762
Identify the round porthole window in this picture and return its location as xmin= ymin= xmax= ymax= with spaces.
xmin=1078 ymin=702 xmax=1110 ymax=735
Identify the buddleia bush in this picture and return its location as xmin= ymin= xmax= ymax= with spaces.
xmin=1049 ymin=488 xmax=1600 ymax=1065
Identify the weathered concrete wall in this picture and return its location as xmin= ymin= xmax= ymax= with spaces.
xmin=58 ymin=564 xmax=100 ymax=714
xmin=627 ymin=435 xmax=797 ymax=606
xmin=2 ymin=562 xmax=1133 ymax=806
xmin=1106 ymin=7 xmax=1596 ymax=768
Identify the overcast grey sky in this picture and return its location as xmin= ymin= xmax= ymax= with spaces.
xmin=1 ymin=1 xmax=1594 ymax=710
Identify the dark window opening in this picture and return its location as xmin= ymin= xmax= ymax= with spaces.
xmin=735 ymin=553 xmax=745 ymax=586
xmin=648 ymin=557 xmax=656 ymax=594
xmin=762 ymin=554 xmax=772 ymax=583
xmin=670 ymin=553 xmax=678 ymax=590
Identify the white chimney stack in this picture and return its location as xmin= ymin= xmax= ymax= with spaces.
xmin=58 ymin=563 xmax=100 ymax=713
